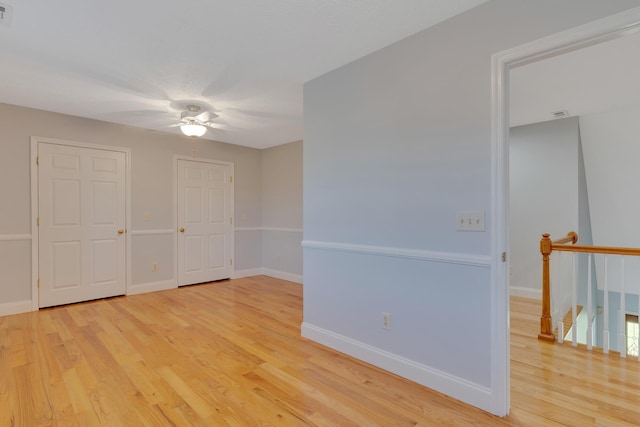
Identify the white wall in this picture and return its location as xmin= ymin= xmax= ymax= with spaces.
xmin=580 ymin=107 xmax=640 ymax=248
xmin=303 ymin=0 xmax=640 ymax=415
xmin=580 ymin=107 xmax=640 ymax=295
xmin=580 ymin=107 xmax=640 ymax=351
xmin=509 ymin=118 xmax=580 ymax=299
xmin=0 ymin=102 xmax=264 ymax=310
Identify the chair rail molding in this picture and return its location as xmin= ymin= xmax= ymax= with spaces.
xmin=302 ymin=240 xmax=491 ymax=268
xmin=0 ymin=234 xmax=31 ymax=241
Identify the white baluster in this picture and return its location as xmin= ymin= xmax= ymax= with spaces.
xmin=552 ymin=252 xmax=558 ymax=335
xmin=604 ymin=255 xmax=610 ymax=354
xmin=572 ymin=252 xmax=577 ymax=346
xmin=620 ymin=257 xmax=626 ymax=358
xmin=587 ymin=253 xmax=593 ymax=350
xmin=557 ymin=321 xmax=564 ymax=344
xmin=554 ymin=252 xmax=563 ymax=343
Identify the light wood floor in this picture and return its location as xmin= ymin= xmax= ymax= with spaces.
xmin=1 ymin=277 xmax=639 ymax=426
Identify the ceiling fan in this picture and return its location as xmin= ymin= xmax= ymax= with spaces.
xmin=171 ymin=104 xmax=220 ymax=137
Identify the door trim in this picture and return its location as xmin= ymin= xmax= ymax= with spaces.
xmin=30 ymin=136 xmax=131 ymax=310
xmin=491 ymin=7 xmax=640 ymax=416
xmin=173 ymin=155 xmax=235 ymax=286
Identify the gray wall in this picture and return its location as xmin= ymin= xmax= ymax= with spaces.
xmin=0 ymin=101 xmax=304 ymax=309
xmin=303 ymin=0 xmax=640 ymax=415
xmin=509 ymin=118 xmax=596 ymax=331
xmin=509 ymin=118 xmax=580 ymax=298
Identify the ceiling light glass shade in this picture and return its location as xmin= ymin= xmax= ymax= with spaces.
xmin=180 ymin=123 xmax=207 ymax=137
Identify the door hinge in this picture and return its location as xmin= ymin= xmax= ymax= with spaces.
xmin=502 ymin=252 xmax=507 ymax=263
xmin=37 ymin=217 xmax=40 ymax=227
xmin=36 ymin=156 xmax=39 ymax=166
xmin=229 ymin=259 xmax=233 ymax=266
xmin=37 ymin=278 xmax=40 ymax=288
xmin=230 ymin=176 xmax=233 ymax=183
xmin=230 ymin=217 xmax=233 ymax=225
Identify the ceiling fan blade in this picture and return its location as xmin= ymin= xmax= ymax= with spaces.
xmin=204 ymin=122 xmax=224 ymax=130
xmin=194 ymin=111 xmax=218 ymax=122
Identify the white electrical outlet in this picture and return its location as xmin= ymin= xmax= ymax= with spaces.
xmin=144 ymin=212 xmax=152 ymax=221
xmin=455 ymin=210 xmax=485 ymax=232
xmin=152 ymin=263 xmax=159 ymax=272
xmin=382 ymin=312 xmax=391 ymax=330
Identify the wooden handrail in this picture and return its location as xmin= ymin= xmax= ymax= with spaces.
xmin=539 ymin=231 xmax=640 ymax=342
xmin=552 ymin=244 xmax=640 ymax=256
xmin=552 ymin=231 xmax=578 ymax=245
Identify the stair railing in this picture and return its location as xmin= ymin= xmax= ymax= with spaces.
xmin=539 ymin=232 xmax=640 ymax=358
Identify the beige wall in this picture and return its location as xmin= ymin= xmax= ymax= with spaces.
xmin=0 ymin=102 xmax=270 ymax=310
xmin=260 ymin=141 xmax=303 ymax=278
xmin=261 ymin=141 xmax=303 ymax=228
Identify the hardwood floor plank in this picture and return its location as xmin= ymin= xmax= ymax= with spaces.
xmin=48 ymin=380 xmax=78 ymax=427
xmin=1 ymin=278 xmax=640 ymax=425
xmin=62 ymin=367 xmax=101 ymax=424
xmin=122 ymin=361 xmax=164 ymax=406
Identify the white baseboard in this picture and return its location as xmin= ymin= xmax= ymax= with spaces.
xmin=0 ymin=300 xmax=33 ymax=316
xmin=509 ymin=286 xmax=541 ymax=300
xmin=127 ymin=280 xmax=176 ymax=295
xmin=301 ymin=322 xmax=494 ymax=413
xmin=261 ymin=268 xmax=303 ymax=284
xmin=233 ymin=268 xmax=264 ymax=279
xmin=0 ymin=269 xmax=300 ymax=316
xmin=233 ymin=268 xmax=303 ymax=284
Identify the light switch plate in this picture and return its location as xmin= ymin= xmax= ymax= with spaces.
xmin=456 ymin=211 xmax=485 ymax=232
xmin=0 ymin=3 xmax=13 ymax=27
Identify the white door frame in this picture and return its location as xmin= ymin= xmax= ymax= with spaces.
xmin=491 ymin=7 xmax=640 ymax=416
xmin=30 ymin=136 xmax=131 ymax=310
xmin=173 ymin=155 xmax=235 ymax=286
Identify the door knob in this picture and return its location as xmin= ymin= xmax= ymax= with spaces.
xmin=117 ymin=229 xmax=125 ymax=235
xmin=179 ymin=227 xmax=185 ymax=233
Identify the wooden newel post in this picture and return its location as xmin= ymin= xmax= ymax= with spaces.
xmin=538 ymin=233 xmax=555 ymax=341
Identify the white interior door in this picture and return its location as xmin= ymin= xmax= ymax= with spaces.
xmin=38 ymin=143 xmax=126 ymax=308
xmin=177 ymin=159 xmax=233 ymax=286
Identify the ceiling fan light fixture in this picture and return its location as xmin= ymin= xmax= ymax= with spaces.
xmin=180 ymin=123 xmax=207 ymax=137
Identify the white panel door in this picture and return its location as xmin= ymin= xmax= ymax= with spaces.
xmin=38 ymin=143 xmax=126 ymax=307
xmin=178 ymin=159 xmax=233 ymax=285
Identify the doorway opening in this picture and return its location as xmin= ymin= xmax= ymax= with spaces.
xmin=491 ymin=8 xmax=640 ymax=416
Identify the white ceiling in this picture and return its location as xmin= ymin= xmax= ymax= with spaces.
xmin=510 ymin=30 xmax=640 ymax=127
xmin=0 ymin=0 xmax=487 ymax=149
